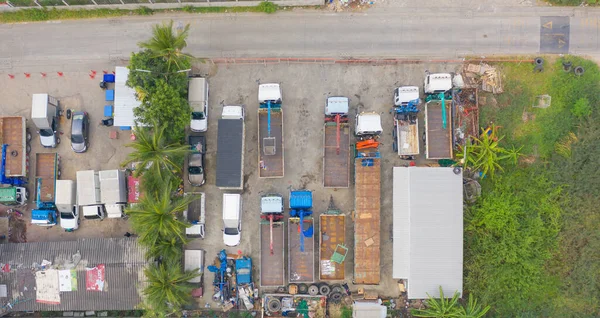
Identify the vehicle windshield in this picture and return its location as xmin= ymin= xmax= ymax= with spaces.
xmin=60 ymin=212 xmax=74 ymax=219
xmin=84 ymin=214 xmax=100 ymax=220
xmin=224 ymin=228 xmax=239 ymax=235
xmin=40 ymin=129 xmax=54 ymax=137
xmin=192 ymin=112 xmax=205 ymax=120
xmin=71 ymin=134 xmax=84 ymax=143
xmin=188 ymin=166 xmax=203 ymax=174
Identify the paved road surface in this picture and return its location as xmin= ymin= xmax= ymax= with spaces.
xmin=0 ymin=7 xmax=599 ymax=70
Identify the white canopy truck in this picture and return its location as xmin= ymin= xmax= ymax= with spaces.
xmin=216 ymin=106 xmax=245 ymax=190
xmin=222 ymin=193 xmax=242 ymax=246
xmin=184 ymin=249 xmax=205 ymax=298
xmin=76 ymin=170 xmax=105 ymax=220
xmin=189 ymin=77 xmax=209 ymax=132
xmin=393 ymin=86 xmax=420 ymax=158
xmin=99 ymin=170 xmax=127 ymax=218
xmin=56 ymin=180 xmax=79 ymax=231
xmin=31 ymin=94 xmax=60 ymax=148
xmin=184 ymin=192 xmax=206 ymax=238
xmin=423 ymin=73 xmax=453 ymax=95
xmin=355 ymin=112 xmax=383 ymax=138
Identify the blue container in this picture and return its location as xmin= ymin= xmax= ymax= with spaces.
xmin=235 ymin=258 xmax=252 ymax=285
xmin=289 ymin=190 xmax=312 ymax=209
xmin=103 ymin=74 xmax=115 ymax=83
xmin=103 ymin=105 xmax=113 ymax=117
xmin=105 ymin=89 xmax=115 ymax=101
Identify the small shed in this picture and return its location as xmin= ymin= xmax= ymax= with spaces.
xmin=113 ymin=66 xmax=141 ymax=127
xmin=392 ymin=167 xmax=463 ymax=299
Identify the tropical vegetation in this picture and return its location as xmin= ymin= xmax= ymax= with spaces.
xmin=466 ymin=56 xmax=600 ymax=317
xmin=411 ymin=287 xmax=490 ymax=318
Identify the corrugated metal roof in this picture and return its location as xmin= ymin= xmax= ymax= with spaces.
xmin=216 ymin=119 xmax=244 ymax=189
xmin=114 ymin=66 xmax=141 ymax=127
xmin=392 ymin=167 xmax=463 ymax=299
xmin=0 ymin=238 xmax=147 ymax=312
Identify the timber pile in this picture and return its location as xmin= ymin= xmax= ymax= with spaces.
xmin=463 ymin=63 xmax=504 ymax=94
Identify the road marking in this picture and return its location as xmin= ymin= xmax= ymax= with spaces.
xmin=542 ymin=21 xmax=553 ymax=29
xmin=540 ymin=16 xmax=570 ymax=54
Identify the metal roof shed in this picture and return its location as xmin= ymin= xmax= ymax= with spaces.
xmin=392 ymin=167 xmax=463 ymax=299
xmin=113 ymin=66 xmax=141 ymax=127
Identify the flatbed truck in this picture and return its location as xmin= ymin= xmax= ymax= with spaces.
xmin=323 ymin=97 xmax=350 ymax=188
xmin=319 ymin=211 xmax=346 ymax=281
xmin=35 ymin=153 xmax=59 ymax=207
xmin=289 ymin=190 xmax=315 ymax=283
xmin=258 ymin=84 xmax=284 ymax=178
xmin=260 ymin=194 xmax=285 ymax=287
xmin=393 ymin=86 xmax=420 ymax=158
xmin=216 ymin=106 xmax=245 ymax=190
xmin=0 ymin=116 xmax=29 ymax=186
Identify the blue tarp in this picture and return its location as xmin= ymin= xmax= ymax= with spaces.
xmin=235 ymin=258 xmax=252 ymax=285
xmin=32 ymin=209 xmax=57 ymax=224
xmin=289 ymin=191 xmax=312 ymax=209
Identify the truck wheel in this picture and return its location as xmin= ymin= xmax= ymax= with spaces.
xmin=57 ymin=169 xmax=61 ymax=178
xmin=392 ymin=142 xmax=398 ymax=153
xmin=56 ymin=137 xmax=61 ymax=145
xmin=26 ymin=144 xmax=31 ymax=154
xmin=330 ymin=284 xmax=343 ymax=295
xmin=329 ymin=292 xmax=343 ymax=303
xmin=318 ymin=283 xmax=331 ymax=296
xmin=267 ymin=298 xmax=281 ymax=312
xmin=298 ymin=283 xmax=308 ymax=294
xmin=26 ymin=131 xmax=32 ymax=142
xmin=308 ymin=284 xmax=319 ymax=296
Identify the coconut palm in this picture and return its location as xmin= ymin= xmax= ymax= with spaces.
xmin=411 ymin=287 xmax=461 ymax=318
xmin=138 ymin=20 xmax=193 ymax=71
xmin=121 ymin=124 xmax=189 ymax=179
xmin=143 ymin=258 xmax=200 ymax=314
xmin=146 ymin=235 xmax=187 ymax=262
xmin=125 ymin=177 xmax=198 ymax=249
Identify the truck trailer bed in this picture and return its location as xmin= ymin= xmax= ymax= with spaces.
xmin=323 ymin=123 xmax=350 ymax=188
xmin=288 ymin=218 xmax=315 ymax=283
xmin=354 ymin=155 xmax=381 ymax=285
xmin=0 ymin=117 xmax=26 ymax=177
xmin=35 ymin=153 xmax=57 ymax=203
xmin=425 ymin=101 xmax=453 ymax=159
xmin=260 ymin=221 xmax=285 ymax=287
xmin=216 ymin=119 xmax=244 ymax=189
xmin=395 ymin=120 xmax=419 ymax=156
xmin=319 ymin=214 xmax=346 ymax=281
xmin=258 ymin=110 xmax=284 ymax=178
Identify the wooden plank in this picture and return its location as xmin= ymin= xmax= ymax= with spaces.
xmin=288 ymin=218 xmax=315 ymax=283
xmin=35 ymin=153 xmax=57 ymax=202
xmin=323 ymin=123 xmax=350 ymax=188
xmin=258 ymin=110 xmax=284 ymax=178
xmin=260 ymin=221 xmax=285 ymax=287
xmin=354 ymin=158 xmax=381 ymax=284
xmin=397 ymin=121 xmax=419 ymax=156
xmin=1 ymin=117 xmax=25 ymax=177
xmin=319 ymin=214 xmax=346 ymax=281
xmin=426 ymin=101 xmax=453 ymax=159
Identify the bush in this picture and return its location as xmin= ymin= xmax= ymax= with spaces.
xmin=571 ymin=97 xmax=591 ymax=118
xmin=135 ymin=5 xmax=153 ymax=15
xmin=257 ymin=1 xmax=278 ymax=13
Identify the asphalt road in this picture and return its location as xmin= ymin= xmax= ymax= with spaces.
xmin=0 ymin=7 xmax=599 ymax=70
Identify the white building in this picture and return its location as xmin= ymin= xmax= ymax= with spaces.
xmin=392 ymin=167 xmax=463 ymax=299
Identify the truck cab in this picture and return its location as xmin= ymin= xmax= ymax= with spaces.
xmin=0 ymin=187 xmax=28 ymax=206
xmin=261 ymin=194 xmax=283 ymax=214
xmin=222 ymin=105 xmax=245 ymax=120
xmin=31 ymin=209 xmax=57 ymax=226
xmin=355 ymin=112 xmax=383 ymax=137
xmin=394 ymin=86 xmax=420 ymax=107
xmin=189 ymin=77 xmax=209 ymax=132
xmin=31 ymin=94 xmax=60 ymax=148
xmin=222 ymin=193 xmax=242 ymax=246
xmin=424 ymin=73 xmax=453 ymax=95
xmin=82 ymin=205 xmax=105 ymax=220
xmin=326 ymin=96 xmax=349 ymax=116
xmin=258 ymin=83 xmax=282 ymax=105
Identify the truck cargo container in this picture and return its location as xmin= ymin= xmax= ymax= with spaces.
xmin=260 ymin=194 xmax=285 ymax=287
xmin=323 ymin=97 xmax=350 ymax=188
xmin=184 ymin=249 xmax=205 ymax=297
xmin=258 ymin=84 xmax=284 ymax=178
xmin=216 ymin=106 xmax=245 ymax=190
xmin=184 ymin=192 xmax=205 ymax=238
xmin=425 ymin=100 xmax=453 ymax=159
xmin=319 ymin=212 xmax=346 ymax=281
xmin=56 ymin=180 xmax=78 ymax=231
xmin=188 ymin=77 xmax=209 ymax=133
xmin=31 ymin=94 xmax=60 ymax=148
xmin=0 ymin=116 xmax=29 ymax=185
xmin=0 ymin=187 xmax=27 ymax=206
xmin=99 ymin=170 xmax=127 ymax=218
xmin=77 ymin=170 xmax=105 ymax=220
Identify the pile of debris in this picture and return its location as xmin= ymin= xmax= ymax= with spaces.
xmin=463 ymin=63 xmax=504 ymax=94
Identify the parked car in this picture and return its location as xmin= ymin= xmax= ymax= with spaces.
xmin=71 ymin=111 xmax=89 ymax=153
xmin=60 ymin=206 xmax=79 ymax=231
xmin=188 ymin=135 xmax=206 ymax=186
xmin=222 ymin=193 xmax=242 ymax=246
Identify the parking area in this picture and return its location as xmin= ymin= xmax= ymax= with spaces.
xmin=0 ymin=61 xmax=460 ymax=308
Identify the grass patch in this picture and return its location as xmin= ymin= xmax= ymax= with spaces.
xmin=0 ymin=1 xmax=286 ymax=23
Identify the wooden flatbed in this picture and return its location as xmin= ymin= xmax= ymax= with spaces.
xmin=0 ymin=117 xmax=27 ymax=177
xmin=319 ymin=214 xmax=346 ymax=281
xmin=323 ymin=123 xmax=350 ymax=188
xmin=394 ymin=119 xmax=419 ymax=156
xmin=35 ymin=153 xmax=58 ymax=203
xmin=258 ymin=109 xmax=284 ymax=178
xmin=425 ymin=100 xmax=453 ymax=159
xmin=260 ymin=221 xmax=285 ymax=287
xmin=354 ymin=154 xmax=381 ymax=285
xmin=288 ymin=218 xmax=315 ymax=283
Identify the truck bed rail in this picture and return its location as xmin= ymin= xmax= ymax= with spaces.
xmin=258 ymin=109 xmax=284 ymax=178
xmin=260 ymin=221 xmax=285 ymax=287
xmin=323 ymin=122 xmax=350 ymax=188
xmin=319 ymin=214 xmax=346 ymax=281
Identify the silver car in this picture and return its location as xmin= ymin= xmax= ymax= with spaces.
xmin=188 ymin=153 xmax=205 ymax=186
xmin=70 ymin=111 xmax=89 ymax=153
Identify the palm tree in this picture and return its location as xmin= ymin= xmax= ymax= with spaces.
xmin=125 ymin=177 xmax=198 ymax=249
xmin=143 ymin=258 xmax=200 ymax=314
xmin=138 ymin=20 xmax=193 ymax=71
xmin=121 ymin=124 xmax=189 ymax=179
xmin=146 ymin=235 xmax=187 ymax=262
xmin=457 ymin=294 xmax=491 ymax=318
xmin=411 ymin=287 xmax=461 ymax=318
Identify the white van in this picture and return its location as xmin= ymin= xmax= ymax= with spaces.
xmin=222 ymin=193 xmax=242 ymax=246
xmin=189 ymin=77 xmax=209 ymax=132
xmin=82 ymin=205 xmax=105 ymax=220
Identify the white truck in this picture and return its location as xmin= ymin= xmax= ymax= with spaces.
xmin=76 ymin=170 xmax=105 ymax=220
xmin=355 ymin=112 xmax=383 ymax=138
xmin=216 ymin=106 xmax=246 ymax=190
xmin=393 ymin=86 xmax=420 ymax=158
xmin=184 ymin=249 xmax=205 ymax=298
xmin=258 ymin=83 xmax=284 ymax=178
xmin=56 ymin=180 xmax=78 ymax=231
xmin=184 ymin=192 xmax=206 ymax=238
xmin=99 ymin=170 xmax=127 ymax=218
xmin=189 ymin=77 xmax=209 ymax=132
xmin=222 ymin=193 xmax=242 ymax=246
xmin=423 ymin=73 xmax=453 ymax=95
xmin=31 ymin=94 xmax=60 ymax=148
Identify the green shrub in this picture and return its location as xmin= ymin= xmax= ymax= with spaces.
xmin=257 ymin=1 xmax=278 ymax=13
xmin=135 ymin=5 xmax=153 ymax=15
xmin=571 ymin=97 xmax=591 ymax=118
xmin=182 ymin=5 xmax=194 ymax=13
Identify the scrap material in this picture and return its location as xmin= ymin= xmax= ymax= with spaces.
xmin=35 ymin=270 xmax=60 ymax=305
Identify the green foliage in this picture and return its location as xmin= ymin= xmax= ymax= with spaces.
xmin=411 ymin=287 xmax=461 ymax=317
xmin=182 ymin=5 xmax=195 ymax=13
xmin=465 ymin=168 xmax=562 ymax=316
xmin=127 ymin=50 xmax=189 ymax=94
xmin=134 ymin=80 xmax=191 ymax=141
xmin=458 ymin=294 xmax=491 ymax=318
xmin=143 ymin=258 xmax=200 ymax=314
xmin=571 ymin=97 xmax=591 ymax=119
xmin=135 ymin=6 xmax=153 ymax=16
xmin=121 ymin=124 xmax=189 ymax=179
xmin=257 ymin=1 xmax=278 ymax=13
xmin=138 ymin=20 xmax=192 ymax=72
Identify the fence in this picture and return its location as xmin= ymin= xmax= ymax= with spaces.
xmin=3 ymin=0 xmax=322 ymax=8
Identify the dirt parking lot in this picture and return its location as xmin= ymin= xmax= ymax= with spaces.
xmin=0 ymin=61 xmax=460 ymax=308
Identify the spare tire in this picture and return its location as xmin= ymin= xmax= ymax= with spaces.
xmin=574 ymin=66 xmax=585 ymax=76
xmin=298 ymin=283 xmax=309 ymax=294
xmin=535 ymin=57 xmax=544 ymax=66
xmin=308 ymin=284 xmax=319 ymax=296
xmin=319 ymin=283 xmax=331 ymax=296
xmin=329 ymin=292 xmax=343 ymax=303
xmin=330 ymin=284 xmax=344 ymax=295
xmin=268 ymin=298 xmax=281 ymax=312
